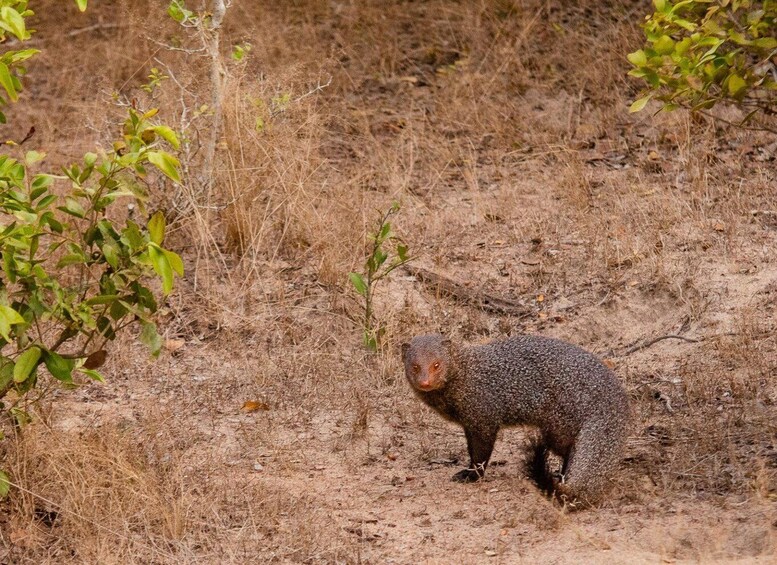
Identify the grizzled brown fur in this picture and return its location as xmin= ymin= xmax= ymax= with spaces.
xmin=401 ymin=334 xmax=629 ymax=507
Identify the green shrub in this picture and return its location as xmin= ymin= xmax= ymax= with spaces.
xmin=0 ymin=107 xmax=184 ymax=422
xmin=628 ymin=0 xmax=776 ymax=123
xmin=0 ymin=0 xmax=183 ymax=497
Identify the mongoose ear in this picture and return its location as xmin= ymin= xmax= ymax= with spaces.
xmin=400 ymin=342 xmax=410 ymax=361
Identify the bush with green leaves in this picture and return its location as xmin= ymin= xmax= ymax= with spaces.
xmin=0 ymin=106 xmax=184 ymax=419
xmin=628 ymin=0 xmax=777 ymax=123
xmin=0 ymin=0 xmax=183 ymax=498
xmin=0 ymin=0 xmax=87 ymax=122
xmin=349 ymin=203 xmax=410 ymax=351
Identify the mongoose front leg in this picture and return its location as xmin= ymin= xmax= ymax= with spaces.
xmin=452 ymin=427 xmax=498 ymax=482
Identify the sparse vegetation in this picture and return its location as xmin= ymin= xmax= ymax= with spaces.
xmin=0 ymin=1 xmax=775 ymax=563
xmin=349 ymin=202 xmax=410 ymax=351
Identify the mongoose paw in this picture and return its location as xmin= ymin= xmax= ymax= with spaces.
xmin=451 ymin=467 xmax=484 ymax=483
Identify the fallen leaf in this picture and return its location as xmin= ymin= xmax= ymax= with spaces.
xmin=603 ymin=359 xmax=616 ymax=369
xmin=485 ymin=549 xmax=497 ymax=557
xmin=83 ymin=350 xmax=107 ymax=370
xmin=536 ymin=294 xmax=545 ymax=302
xmin=164 ymin=338 xmax=185 ymax=353
xmin=241 ymin=400 xmax=270 ymax=412
xmin=713 ymin=221 xmax=726 ymax=232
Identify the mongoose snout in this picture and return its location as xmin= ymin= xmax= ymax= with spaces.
xmin=401 ymin=333 xmax=630 ymax=508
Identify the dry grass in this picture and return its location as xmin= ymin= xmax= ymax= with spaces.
xmin=2 ymin=0 xmax=777 ymax=562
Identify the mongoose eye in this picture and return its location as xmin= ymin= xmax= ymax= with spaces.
xmin=432 ymin=361 xmax=441 ymax=370
xmin=412 ymin=364 xmax=421 ymax=373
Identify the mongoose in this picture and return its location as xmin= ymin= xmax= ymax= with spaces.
xmin=401 ymin=334 xmax=629 ymax=507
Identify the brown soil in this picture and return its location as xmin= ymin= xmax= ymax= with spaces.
xmin=1 ymin=1 xmax=776 ymax=563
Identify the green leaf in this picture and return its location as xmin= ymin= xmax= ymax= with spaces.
xmin=363 ymin=331 xmax=378 ymax=352
xmin=61 ymin=197 xmax=86 ymax=218
xmin=146 ymin=151 xmax=181 ymax=183
xmin=148 ymin=211 xmax=165 ymax=245
xmin=0 ymin=358 xmax=13 ymax=391
xmin=397 ymin=243 xmax=408 ymax=262
xmin=727 ymin=73 xmax=747 ymax=96
xmin=79 ymin=368 xmax=105 ymax=383
xmin=378 ymin=221 xmax=391 ymax=241
xmin=349 ymin=272 xmax=367 ymax=296
xmin=109 ymin=300 xmax=128 ymax=320
xmin=163 ymin=249 xmax=184 ymax=276
xmin=232 ymin=44 xmax=246 ymax=61
xmin=8 ymin=49 xmax=39 ymax=64
xmin=102 ymin=240 xmax=119 ymax=269
xmin=151 ymin=126 xmax=180 ymax=149
xmin=121 ymin=221 xmax=146 ymax=250
xmin=43 ymin=351 xmax=74 ymax=383
xmin=1 ymin=7 xmax=27 ymax=40
xmin=75 ymin=0 xmax=88 ymax=12
xmin=57 ymin=253 xmax=87 ymax=268
xmin=0 ymin=305 xmax=24 ymax=341
xmin=728 ymin=31 xmax=752 ymax=46
xmin=0 ymin=62 xmax=18 ymax=102
xmin=149 ymin=245 xmax=174 ymax=294
xmin=653 ymin=35 xmax=675 ymax=55
xmin=753 ymin=37 xmax=777 ymax=50
xmin=627 ymin=49 xmax=647 ymax=67
xmin=167 ymin=0 xmax=192 ymax=23
xmin=86 ymin=294 xmax=120 ymax=305
xmin=14 ymin=346 xmax=41 ymax=383
xmin=374 ymin=248 xmax=388 ymax=269
xmin=0 ymin=305 xmax=24 ymax=326
xmin=0 ymin=470 xmax=9 ymax=498
xmin=24 ymin=151 xmax=45 ymax=166
xmin=673 ymin=18 xmax=696 ymax=32
xmin=96 ymin=317 xmax=115 ymax=340
xmin=675 ymin=37 xmax=692 ymax=56
xmin=629 ymin=95 xmax=652 ymax=113
xmin=140 ymin=322 xmax=162 ymax=357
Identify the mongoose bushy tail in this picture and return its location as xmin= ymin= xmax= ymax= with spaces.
xmin=401 ymin=334 xmax=630 ymax=508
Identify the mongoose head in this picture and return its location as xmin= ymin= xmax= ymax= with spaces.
xmin=401 ymin=334 xmax=454 ymax=392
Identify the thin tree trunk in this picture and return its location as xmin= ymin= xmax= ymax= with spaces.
xmin=202 ymin=0 xmax=226 ymax=197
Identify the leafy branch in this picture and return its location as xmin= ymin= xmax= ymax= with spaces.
xmin=628 ymin=0 xmax=777 ymax=129
xmin=349 ymin=202 xmax=411 ymax=351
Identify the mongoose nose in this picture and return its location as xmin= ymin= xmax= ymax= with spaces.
xmin=416 ymin=379 xmax=434 ymax=391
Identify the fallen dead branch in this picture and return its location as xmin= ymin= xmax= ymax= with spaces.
xmin=619 ymin=334 xmax=700 ymax=357
xmin=403 ymin=264 xmax=530 ymax=316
